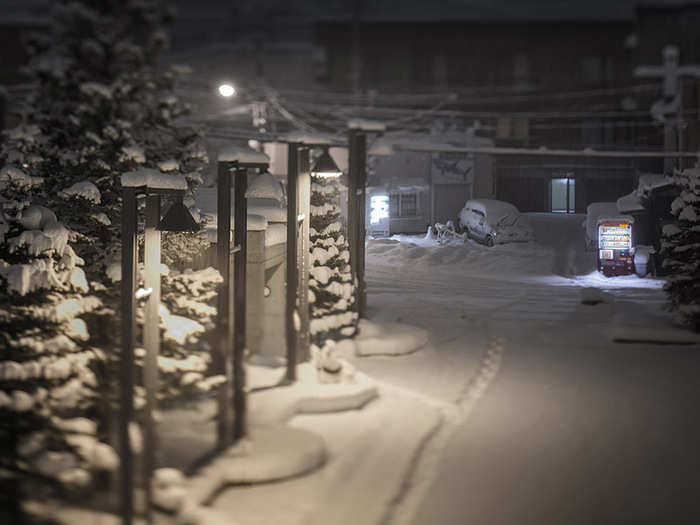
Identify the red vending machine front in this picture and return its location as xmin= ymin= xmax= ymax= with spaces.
xmin=597 ymin=218 xmax=634 ymax=276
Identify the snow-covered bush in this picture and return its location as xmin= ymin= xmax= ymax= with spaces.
xmin=0 ymin=179 xmax=113 ymax=521
xmin=140 ymin=267 xmax=225 ymax=405
xmin=309 ymin=174 xmax=358 ymax=346
xmin=661 ymin=167 xmax=700 ymax=330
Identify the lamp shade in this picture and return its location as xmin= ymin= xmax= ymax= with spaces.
xmin=157 ymin=199 xmax=200 ymax=233
xmin=311 ymin=150 xmax=341 ymax=178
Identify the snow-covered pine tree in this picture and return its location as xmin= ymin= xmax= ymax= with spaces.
xmin=661 ymin=167 xmax=700 ymax=330
xmin=8 ymin=0 xmax=220 ymax=407
xmin=0 ymin=167 xmax=117 ymax=522
xmin=309 ymin=173 xmax=357 ymax=346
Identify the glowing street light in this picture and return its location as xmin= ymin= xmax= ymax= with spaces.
xmin=218 ymin=83 xmax=236 ymax=97
xmin=311 ymin=149 xmax=342 ymax=178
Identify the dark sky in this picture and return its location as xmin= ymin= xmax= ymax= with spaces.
xmin=0 ymin=0 xmax=692 ymax=23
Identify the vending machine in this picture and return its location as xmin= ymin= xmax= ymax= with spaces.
xmin=597 ymin=217 xmax=634 ymax=276
xmin=368 ymin=193 xmax=390 ymax=235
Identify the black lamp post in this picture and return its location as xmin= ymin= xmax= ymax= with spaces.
xmin=120 ymin=171 xmax=197 ymax=525
xmin=215 ymin=148 xmax=269 ymax=447
xmin=282 ymin=134 xmax=337 ymax=382
xmin=347 ymin=120 xmax=386 ymax=318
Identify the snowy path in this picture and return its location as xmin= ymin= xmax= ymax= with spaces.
xmin=362 ymin=220 xmax=700 ymax=525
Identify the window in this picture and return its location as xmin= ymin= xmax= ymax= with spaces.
xmin=400 ymin=193 xmax=417 ymax=217
xmin=389 ymin=193 xmax=419 ymax=218
xmin=551 ymin=177 xmax=575 ymax=213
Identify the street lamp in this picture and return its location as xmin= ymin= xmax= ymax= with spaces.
xmin=215 ymin=146 xmax=270 ymax=447
xmin=218 ymin=83 xmax=236 ymax=97
xmin=347 ymin=119 xmax=386 ymax=318
xmin=281 ymin=132 xmax=337 ymax=382
xmin=120 ymin=170 xmax=197 ymax=525
xmin=311 ymin=148 xmax=342 ymax=178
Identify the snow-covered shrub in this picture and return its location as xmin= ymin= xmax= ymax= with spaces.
xmin=309 ymin=174 xmax=358 ymax=345
xmin=144 ymin=267 xmax=225 ymax=405
xmin=661 ymin=167 xmax=700 ymax=330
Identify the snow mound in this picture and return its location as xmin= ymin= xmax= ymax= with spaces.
xmin=353 ymin=319 xmax=428 ymax=357
xmin=186 ymin=425 xmax=326 ymax=505
xmin=248 ymin=361 xmax=379 ymax=424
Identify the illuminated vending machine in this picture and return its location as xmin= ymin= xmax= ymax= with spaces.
xmin=369 ymin=193 xmax=390 ymax=236
xmin=597 ymin=217 xmax=634 ymax=276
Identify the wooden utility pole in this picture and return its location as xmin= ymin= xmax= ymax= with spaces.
xmin=635 ymin=45 xmax=700 ymax=172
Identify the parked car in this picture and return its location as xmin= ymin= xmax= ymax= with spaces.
xmin=458 ymin=199 xmax=534 ymax=246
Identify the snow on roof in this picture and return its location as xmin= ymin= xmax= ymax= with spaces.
xmin=281 ymin=131 xmax=335 ymax=145
xmin=218 ymin=146 xmax=270 ymax=164
xmin=121 ymin=169 xmax=187 ymax=191
xmin=596 ymin=216 xmax=634 ymax=225
xmin=347 ymin=119 xmax=386 ymax=132
xmin=637 ymin=173 xmax=674 ymax=195
xmin=616 ymin=192 xmax=645 ymax=214
xmin=585 ymin=202 xmax=619 ymax=241
xmin=246 ymin=172 xmax=284 ymax=202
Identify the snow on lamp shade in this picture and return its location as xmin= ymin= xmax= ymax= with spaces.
xmin=311 ymin=150 xmax=341 ymax=178
xmin=218 ymin=83 xmax=236 ymax=97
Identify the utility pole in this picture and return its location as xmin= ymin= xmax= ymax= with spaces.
xmin=635 ymin=45 xmax=700 ymax=173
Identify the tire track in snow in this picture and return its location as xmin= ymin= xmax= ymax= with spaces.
xmin=381 ymin=331 xmax=506 ymax=525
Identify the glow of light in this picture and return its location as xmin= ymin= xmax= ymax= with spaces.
xmin=370 ymin=195 xmax=389 ymax=224
xmin=218 ymin=83 xmax=236 ymax=97
xmin=313 ymin=171 xmax=342 ymax=178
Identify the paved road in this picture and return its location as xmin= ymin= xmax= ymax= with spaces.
xmin=391 ymin=268 xmax=700 ymax=524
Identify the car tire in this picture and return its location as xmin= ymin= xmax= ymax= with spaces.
xmin=485 ymin=235 xmax=495 ymax=247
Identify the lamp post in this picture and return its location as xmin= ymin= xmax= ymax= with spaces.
xmin=215 ymin=147 xmax=270 ymax=446
xmin=347 ymin=120 xmax=386 ymax=318
xmin=281 ymin=133 xmax=335 ymax=382
xmin=120 ymin=170 xmax=197 ymax=525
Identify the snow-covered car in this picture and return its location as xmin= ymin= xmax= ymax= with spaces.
xmin=458 ymin=199 xmax=534 ymax=246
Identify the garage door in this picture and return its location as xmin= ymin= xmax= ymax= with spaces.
xmin=433 ymin=184 xmax=472 ymax=224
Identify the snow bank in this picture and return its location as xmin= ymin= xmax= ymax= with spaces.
xmin=186 ymin=425 xmax=326 ymax=505
xmin=352 ymin=319 xmax=429 ymax=357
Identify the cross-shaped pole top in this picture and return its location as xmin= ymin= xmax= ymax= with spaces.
xmin=635 ymin=45 xmax=700 ymax=99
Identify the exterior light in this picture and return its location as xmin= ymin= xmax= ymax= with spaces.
xmin=157 ymin=197 xmax=200 ymax=233
xmin=218 ymin=83 xmax=236 ymax=97
xmin=370 ymin=195 xmax=389 ymax=224
xmin=311 ymin=149 xmax=341 ymax=178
